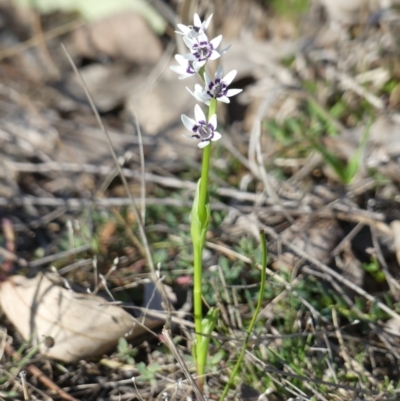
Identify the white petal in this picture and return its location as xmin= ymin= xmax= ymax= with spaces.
xmin=198 ymin=141 xmax=210 ymax=148
xmin=216 ymin=65 xmax=224 ymax=79
xmin=175 ymin=54 xmax=185 ymax=63
xmin=204 ymin=71 xmax=212 ymax=88
xmin=194 ymin=104 xmax=206 ymax=123
xmin=193 ymin=59 xmax=206 ymax=69
xmin=178 ymin=74 xmax=192 ymax=80
xmin=209 ymin=114 xmax=217 ymax=129
xmin=182 ymin=53 xmax=197 ymax=60
xmin=227 ymin=88 xmax=242 ymax=97
xmin=203 ymin=14 xmax=213 ymax=30
xmin=197 ymin=92 xmax=211 ymax=105
xmin=194 ymin=83 xmax=204 ymax=92
xmin=208 ymin=51 xmax=221 ymax=61
xmin=201 ymin=92 xmax=212 ymax=103
xmin=186 ymin=87 xmax=196 ymax=98
xmin=176 ymin=54 xmax=195 ymax=65
xmin=181 ymin=115 xmax=197 ymax=131
xmin=218 ymin=96 xmax=230 ymax=103
xmin=211 ymin=131 xmax=221 ymax=142
xmin=220 ymin=44 xmax=231 ymax=55
xmin=188 ymin=88 xmax=207 ymax=104
xmin=210 ymin=35 xmax=222 ymax=49
xmin=194 ymin=13 xmax=201 ymax=27
xmin=183 ymin=36 xmax=195 ymax=49
xmin=223 ymin=70 xmax=237 ymax=86
xmin=176 ymin=24 xmax=191 ymax=35
xmin=197 ymin=33 xmax=209 ymax=42
xmin=170 ymin=65 xmax=185 ymax=74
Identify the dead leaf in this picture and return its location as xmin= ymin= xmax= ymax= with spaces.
xmin=0 ymin=273 xmax=163 ymax=362
xmin=72 ymin=12 xmax=162 ymax=65
xmin=279 ymin=217 xmax=343 ymax=267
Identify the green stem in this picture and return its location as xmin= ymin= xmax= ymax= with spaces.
xmin=193 ymin=239 xmax=203 ymax=371
xmin=219 ymin=230 xmax=268 ymax=401
xmin=198 ymin=98 xmax=216 ymax=222
xmin=198 ymin=144 xmax=211 ymax=224
xmin=193 ymin=97 xmax=217 ymax=380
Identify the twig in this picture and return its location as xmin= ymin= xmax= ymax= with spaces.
xmin=27 ymin=244 xmax=91 ymax=268
xmin=162 ymin=328 xmax=205 ymax=401
xmin=5 ymin=344 xmax=79 ymax=401
xmin=20 ymin=371 xmax=30 ymax=401
xmin=0 ymin=246 xmax=27 ymax=268
xmin=337 ymin=71 xmax=384 ymax=110
xmin=259 ymin=222 xmax=400 ymax=324
xmin=4 ymin=160 xmax=266 ymax=203
xmin=248 ymin=86 xmax=294 ymax=223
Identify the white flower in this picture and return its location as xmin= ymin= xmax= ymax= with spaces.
xmin=176 ymin=13 xmax=213 ymax=39
xmin=170 ymin=54 xmax=198 ymax=79
xmin=187 ymin=65 xmax=243 ymax=105
xmin=182 ymin=33 xmax=223 ymax=70
xmin=181 ymin=104 xmax=221 ymax=148
xmin=186 ymin=83 xmax=208 ymax=104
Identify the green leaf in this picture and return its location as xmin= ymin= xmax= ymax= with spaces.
xmin=195 ymin=307 xmax=219 ymax=374
xmin=307 ymin=136 xmax=348 ymax=182
xmin=117 ymin=337 xmax=129 ymax=353
xmin=343 ymin=124 xmax=370 ymax=183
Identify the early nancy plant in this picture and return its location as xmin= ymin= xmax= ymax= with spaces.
xmin=170 ymin=13 xmax=242 ymax=383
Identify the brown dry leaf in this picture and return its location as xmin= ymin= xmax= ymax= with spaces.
xmin=276 ymin=217 xmax=343 ymax=270
xmin=72 ymin=12 xmax=162 ymax=65
xmin=267 ymin=217 xmax=345 ymax=275
xmin=59 ymin=63 xmax=150 ymax=113
xmin=0 ymin=273 xmax=163 ymax=362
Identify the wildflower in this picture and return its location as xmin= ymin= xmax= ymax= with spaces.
xmin=176 ymin=13 xmax=213 ymax=39
xmin=182 ymin=33 xmax=223 ymax=69
xmin=187 ymin=65 xmax=243 ymax=105
xmin=170 ymin=54 xmax=198 ymax=79
xmin=181 ymin=104 xmax=221 ymax=148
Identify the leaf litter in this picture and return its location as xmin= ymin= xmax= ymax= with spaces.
xmin=1 ymin=0 xmax=400 ymax=400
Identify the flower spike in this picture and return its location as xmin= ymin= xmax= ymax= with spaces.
xmin=181 ymin=105 xmax=221 ymax=148
xmin=176 ymin=13 xmax=213 ymax=39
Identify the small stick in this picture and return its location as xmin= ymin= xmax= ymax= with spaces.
xmin=162 ymin=328 xmax=205 ymax=401
xmin=27 ymin=244 xmax=91 ymax=268
xmin=20 ymin=371 xmax=30 ymax=401
xmin=5 ymin=344 xmax=79 ymax=401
